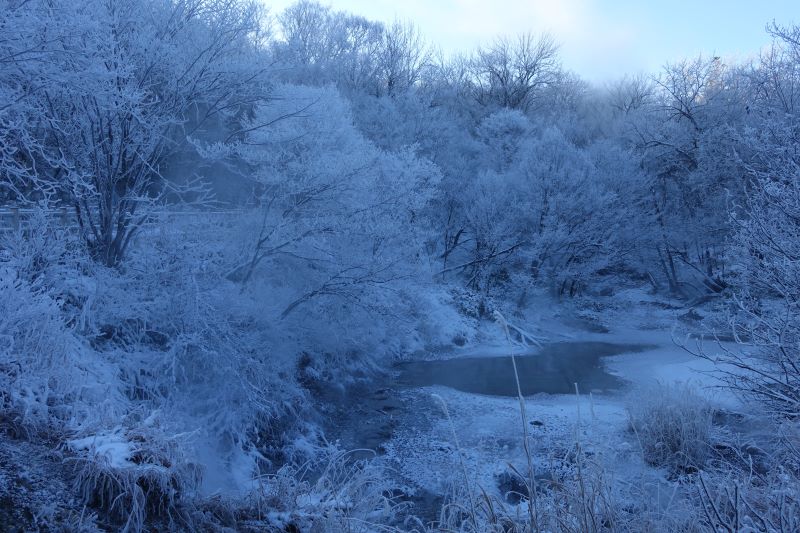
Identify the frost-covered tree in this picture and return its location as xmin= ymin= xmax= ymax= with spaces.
xmin=607 ymin=73 xmax=655 ymax=117
xmin=7 ymin=0 xmax=269 ymax=266
xmin=717 ymin=24 xmax=800 ymax=417
xmin=230 ymin=84 xmax=438 ymax=318
xmin=621 ymin=56 xmax=746 ymax=295
xmin=727 ymin=122 xmax=800 ymax=416
xmin=377 ymin=19 xmax=431 ymax=97
xmin=0 ymin=0 xmax=68 ymax=201
xmin=275 ymin=1 xmax=430 ymax=98
xmin=436 ymin=109 xmax=531 ymax=288
xmin=438 ymin=109 xmax=619 ymax=296
xmin=470 ymin=33 xmax=560 ymax=113
xmin=518 ymin=129 xmax=620 ymax=295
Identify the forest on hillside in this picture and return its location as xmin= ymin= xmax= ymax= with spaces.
xmin=1 ymin=1 xmax=799 ymax=531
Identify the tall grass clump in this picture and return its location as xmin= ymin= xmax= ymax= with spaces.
xmin=225 ymin=447 xmax=402 ymax=532
xmin=70 ymin=428 xmax=202 ymax=533
xmin=627 ymin=382 xmax=714 ymax=474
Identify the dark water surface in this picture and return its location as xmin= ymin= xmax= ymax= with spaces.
xmin=396 ymin=342 xmax=650 ymax=396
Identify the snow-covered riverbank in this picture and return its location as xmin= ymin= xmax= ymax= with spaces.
xmin=322 ymin=295 xmax=757 ymax=525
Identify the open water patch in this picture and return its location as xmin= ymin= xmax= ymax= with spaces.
xmin=396 ymin=342 xmax=650 ymax=396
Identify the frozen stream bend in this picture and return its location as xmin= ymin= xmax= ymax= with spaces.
xmin=319 ymin=328 xmax=745 ymax=521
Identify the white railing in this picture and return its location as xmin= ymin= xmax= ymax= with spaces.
xmin=0 ymin=207 xmax=246 ymax=231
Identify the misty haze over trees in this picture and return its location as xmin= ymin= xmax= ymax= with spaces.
xmin=1 ymin=0 xmax=799 ymax=531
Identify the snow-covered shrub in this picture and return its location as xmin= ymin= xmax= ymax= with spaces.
xmin=0 ymin=212 xmax=122 ymax=434
xmin=0 ymin=210 xmax=307 ymax=528
xmin=0 ymin=274 xmax=74 ymax=433
xmin=86 ymin=214 xmax=307 ymax=484
xmin=626 ymin=382 xmax=714 ymax=473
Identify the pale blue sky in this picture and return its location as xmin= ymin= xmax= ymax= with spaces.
xmin=265 ymin=0 xmax=800 ymax=82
